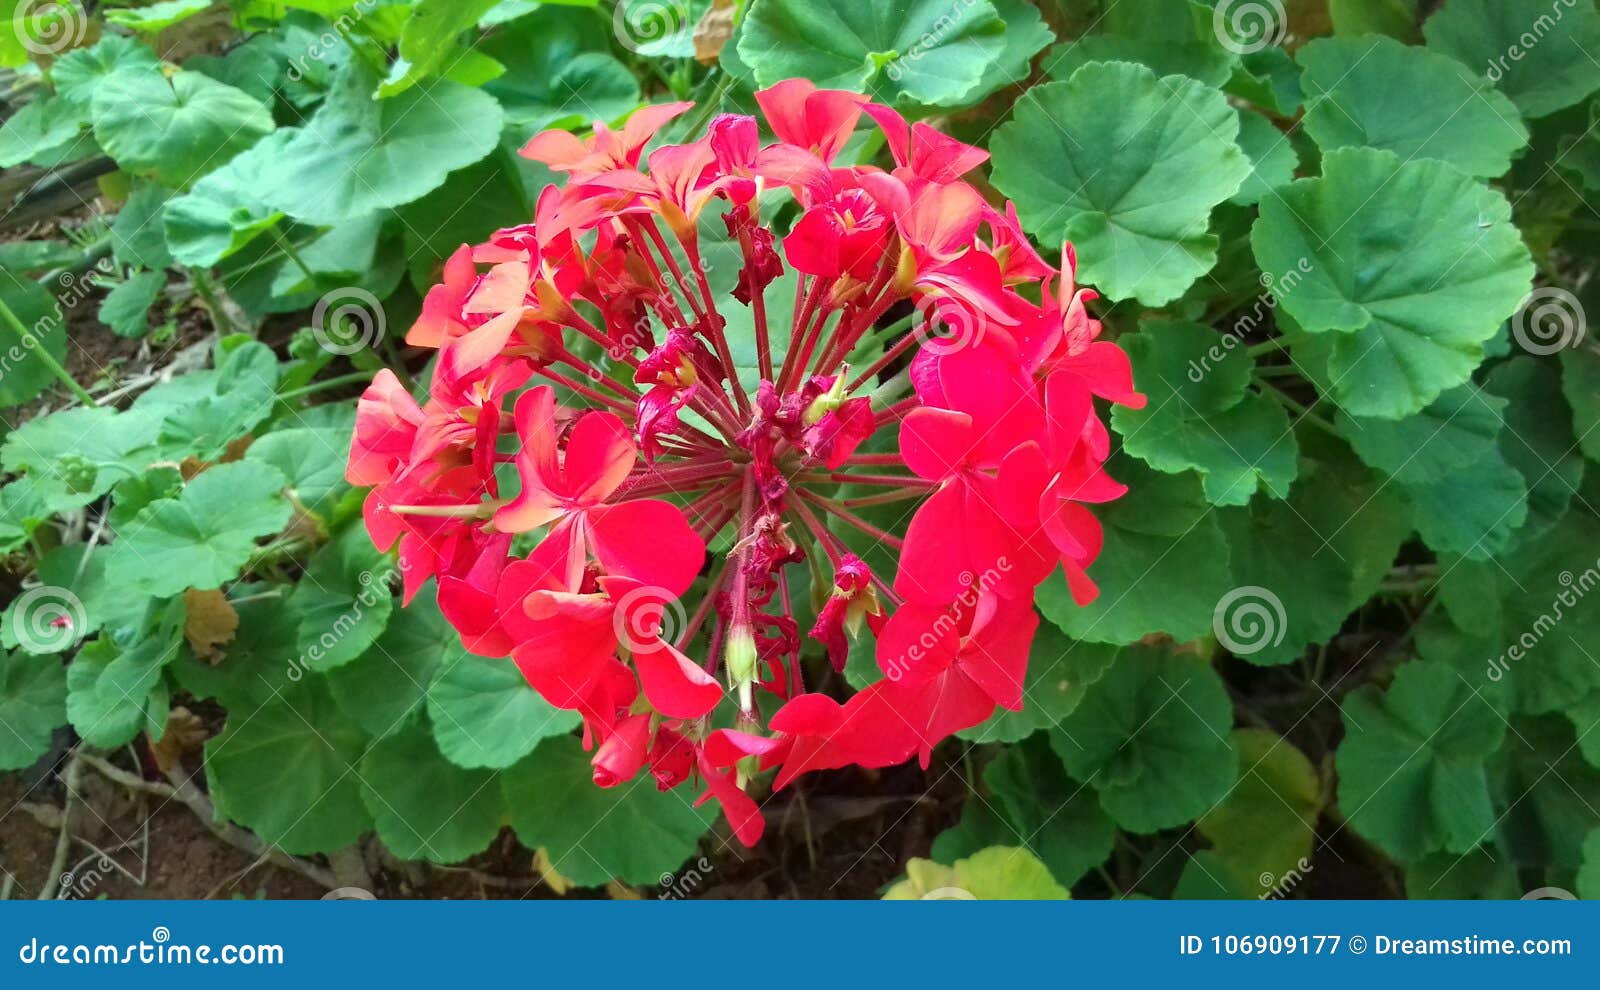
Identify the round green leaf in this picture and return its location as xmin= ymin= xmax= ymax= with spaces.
xmin=256 ymin=63 xmax=504 ymax=225
xmin=0 ymin=649 xmax=66 ymax=771
xmin=426 ymin=654 xmax=580 ymax=769
xmin=104 ymin=461 xmax=292 ymax=597
xmin=1197 ymin=729 xmax=1322 ymax=897
xmin=50 ymin=35 xmax=161 ymax=111
xmin=287 ymin=525 xmax=395 ymax=673
xmin=1252 ymin=147 xmax=1534 ymax=418
xmin=1336 ymin=659 xmax=1504 ymax=862
xmin=163 ymin=130 xmax=292 ymax=267
xmin=1425 ymin=0 xmax=1600 ymax=118
xmin=883 ymin=847 xmax=1070 ymax=900
xmin=502 ymin=734 xmax=713 ymax=887
xmin=1298 ymin=34 xmax=1528 ymax=178
xmin=91 ymin=69 xmax=274 ymax=188
xmin=358 ymin=724 xmax=504 ymax=863
xmin=983 ymin=736 xmax=1115 ymax=887
xmin=1049 ymin=645 xmax=1238 ymax=833
xmin=325 ymin=587 xmax=453 ymax=738
xmin=1229 ymin=109 xmax=1299 ymax=206
xmin=991 ymin=62 xmax=1251 ymax=305
xmin=206 ymin=683 xmax=373 ymax=856
xmin=98 ymin=271 xmax=166 ymax=339
xmin=736 ymin=0 xmax=1008 ymax=108
xmin=0 ymin=276 xmax=66 ymax=409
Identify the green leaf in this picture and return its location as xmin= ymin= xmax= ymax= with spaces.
xmin=1216 ymin=442 xmax=1409 ymax=665
xmin=1340 ymin=384 xmax=1528 ymax=559
xmin=168 ymin=593 xmax=296 ymax=713
xmin=1425 ymin=0 xmax=1600 ymax=118
xmin=1173 ymin=849 xmax=1257 ymax=899
xmin=1580 ymin=829 xmax=1600 ymax=899
xmin=1485 ymin=357 xmax=1584 ymax=540
xmin=1297 ymin=34 xmax=1528 ymax=178
xmin=358 ymin=724 xmax=503 ymax=863
xmin=0 ymin=240 xmax=80 ymax=275
xmin=1197 ymin=729 xmax=1321 ymax=897
xmin=1252 ymin=147 xmax=1534 ymax=418
xmin=958 ymin=621 xmax=1118 ymax=743
xmin=285 ymin=525 xmax=394 ymax=673
xmin=1405 ymin=847 xmax=1521 ymax=899
xmin=111 ymin=184 xmax=175 ymax=271
xmin=1330 ymin=0 xmax=1420 ymax=39
xmin=5 ymin=543 xmax=145 ymax=649
xmin=480 ymin=11 xmax=640 ymax=133
xmin=150 ymin=341 xmax=280 ymax=461
xmin=1112 ymin=319 xmax=1298 ymax=505
xmin=246 ymin=426 xmax=353 ymax=517
xmin=1229 ymin=109 xmax=1299 ymax=206
xmin=1043 ymin=31 xmax=1235 ymax=89
xmin=1 ymin=404 xmax=160 ymax=512
xmin=50 ymin=35 xmax=161 ymax=111
xmin=1336 ymin=659 xmax=1504 ymax=862
xmin=1496 ymin=715 xmax=1600 ymax=869
xmin=0 ymin=275 xmax=66 ymax=408
xmin=1561 ymin=346 xmax=1600 ymax=461
xmin=883 ymin=846 xmax=1070 ymax=900
xmin=66 ymin=605 xmax=184 ymax=749
xmin=1420 ymin=509 xmax=1600 ymax=715
xmin=104 ymin=0 xmax=216 ymax=31
xmin=378 ymin=0 xmax=501 ymax=98
xmin=1037 ymin=457 xmax=1234 ymax=646
xmin=1049 ymin=645 xmax=1237 ymax=833
xmin=91 ymin=69 xmax=274 ymax=188
xmin=0 ymin=649 xmax=67 ymax=771
xmin=98 ymin=271 xmax=166 ymax=339
xmin=737 ymin=0 xmax=1007 ymax=107
xmin=163 ymin=130 xmax=292 ymax=267
xmin=325 ymin=588 xmax=455 ymax=739
xmin=104 ymin=461 xmax=292 ymax=598
xmin=427 ymin=654 xmax=581 ymax=769
xmin=983 ymin=735 xmax=1115 ymax=887
xmin=0 ymin=95 xmax=91 ymax=168
xmin=206 ymin=681 xmax=373 ymax=855
xmin=256 ymin=62 xmax=504 ymax=225
xmin=502 ymin=734 xmax=713 ymax=887
xmin=991 ymin=62 xmax=1250 ymax=305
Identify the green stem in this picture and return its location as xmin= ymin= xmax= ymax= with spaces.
xmin=187 ymin=268 xmax=237 ymax=337
xmin=278 ymin=371 xmax=373 ymax=402
xmin=270 ymin=224 xmax=319 ymax=286
xmin=0 ymin=293 xmax=96 ymax=406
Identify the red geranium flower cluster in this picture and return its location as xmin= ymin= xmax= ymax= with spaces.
xmin=346 ymin=80 xmax=1143 ymax=846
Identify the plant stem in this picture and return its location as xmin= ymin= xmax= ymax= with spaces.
xmin=0 ymin=293 xmax=96 ymax=406
xmin=187 ymin=267 xmax=237 ymax=337
xmin=278 ymin=371 xmax=373 ymax=401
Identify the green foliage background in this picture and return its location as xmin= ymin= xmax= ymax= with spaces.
xmin=2 ymin=0 xmax=1599 ymax=899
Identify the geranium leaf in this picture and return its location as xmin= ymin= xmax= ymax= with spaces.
xmin=883 ymin=846 xmax=1070 ymax=899
xmin=0 ymin=649 xmax=66 ymax=771
xmin=163 ymin=130 xmax=293 ymax=267
xmin=325 ymin=587 xmax=453 ymax=738
xmin=91 ymin=69 xmax=274 ymax=188
xmin=983 ymin=735 xmax=1115 ymax=887
xmin=358 ymin=724 xmax=504 ymax=863
xmin=1336 ymin=659 xmax=1504 ymax=862
xmin=0 ymin=276 xmax=66 ymax=409
xmin=1298 ymin=34 xmax=1528 ymax=178
xmin=502 ymin=734 xmax=713 ymax=887
xmin=98 ymin=271 xmax=166 ymax=339
xmin=991 ymin=61 xmax=1250 ymax=305
xmin=1197 ymin=729 xmax=1322 ymax=897
xmin=958 ymin=621 xmax=1119 ymax=744
xmin=1253 ymin=148 xmax=1534 ymax=418
xmin=1425 ymin=0 xmax=1600 ymax=118
xmin=736 ymin=0 xmax=1007 ymax=107
xmin=286 ymin=525 xmax=395 ymax=673
xmin=1049 ymin=645 xmax=1237 ymax=833
xmin=426 ymin=654 xmax=581 ymax=770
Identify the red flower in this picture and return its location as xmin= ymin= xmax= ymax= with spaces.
xmin=345 ymin=82 xmax=1142 ymax=848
